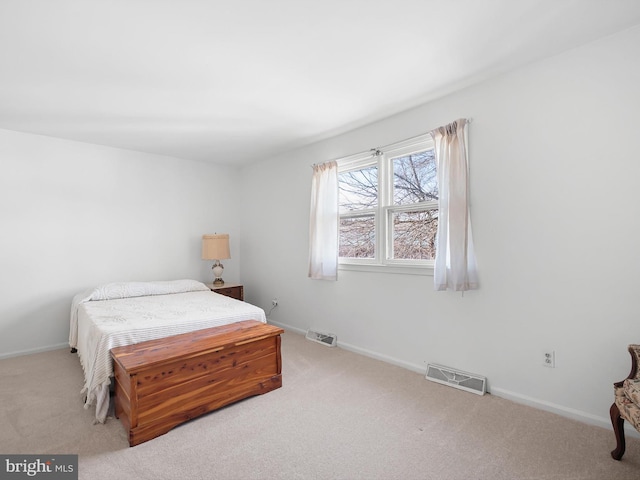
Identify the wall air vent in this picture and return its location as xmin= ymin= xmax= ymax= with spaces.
xmin=305 ymin=329 xmax=337 ymax=347
xmin=425 ymin=363 xmax=486 ymax=395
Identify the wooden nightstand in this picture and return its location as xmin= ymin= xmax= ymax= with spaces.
xmin=206 ymin=283 xmax=244 ymax=301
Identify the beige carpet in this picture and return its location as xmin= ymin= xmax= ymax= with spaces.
xmin=1 ymin=330 xmax=638 ymax=480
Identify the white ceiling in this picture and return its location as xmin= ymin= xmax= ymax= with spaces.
xmin=2 ymin=0 xmax=640 ymax=165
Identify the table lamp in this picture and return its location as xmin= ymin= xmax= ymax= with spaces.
xmin=202 ymin=234 xmax=231 ymax=285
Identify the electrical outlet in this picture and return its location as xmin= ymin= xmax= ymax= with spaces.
xmin=271 ymin=299 xmax=278 ymax=307
xmin=543 ymin=350 xmax=555 ymax=368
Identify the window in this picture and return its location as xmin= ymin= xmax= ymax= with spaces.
xmin=338 ymin=134 xmax=437 ymax=273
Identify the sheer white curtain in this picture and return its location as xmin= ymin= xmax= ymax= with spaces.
xmin=308 ymin=161 xmax=338 ymax=280
xmin=431 ymin=119 xmax=478 ymax=291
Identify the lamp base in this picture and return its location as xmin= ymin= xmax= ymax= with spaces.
xmin=212 ymin=261 xmax=224 ymax=286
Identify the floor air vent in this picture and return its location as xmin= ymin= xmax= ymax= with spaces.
xmin=305 ymin=329 xmax=337 ymax=347
xmin=426 ymin=363 xmax=486 ymax=395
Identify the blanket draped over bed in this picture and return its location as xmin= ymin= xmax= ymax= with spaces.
xmin=69 ymin=279 xmax=267 ymax=423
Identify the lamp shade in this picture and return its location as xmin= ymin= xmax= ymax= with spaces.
xmin=202 ymin=234 xmax=231 ymax=260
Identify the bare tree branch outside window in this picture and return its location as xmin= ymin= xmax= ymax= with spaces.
xmin=339 ymin=165 xmax=378 ymax=212
xmin=392 ymin=150 xmax=438 ymax=260
xmin=338 ymin=165 xmax=377 ymax=258
xmin=393 ymin=150 xmax=437 ymax=204
xmin=338 ymin=148 xmax=438 ymax=260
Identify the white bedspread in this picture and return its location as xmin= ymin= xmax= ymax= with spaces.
xmin=69 ymin=280 xmax=266 ymax=423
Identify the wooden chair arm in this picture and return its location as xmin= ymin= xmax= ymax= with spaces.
xmin=614 ymin=344 xmax=640 ymax=388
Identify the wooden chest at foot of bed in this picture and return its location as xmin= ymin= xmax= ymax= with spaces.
xmin=110 ymin=320 xmax=283 ymax=446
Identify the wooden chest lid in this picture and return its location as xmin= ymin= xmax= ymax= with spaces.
xmin=110 ymin=320 xmax=283 ymax=373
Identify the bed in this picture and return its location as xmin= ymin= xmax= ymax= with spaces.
xmin=69 ymin=279 xmax=268 ymax=424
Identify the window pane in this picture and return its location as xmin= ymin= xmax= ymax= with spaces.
xmin=339 ymin=215 xmax=375 ymax=258
xmin=339 ymin=166 xmax=378 ymax=213
xmin=391 ymin=209 xmax=438 ymax=260
xmin=393 ymin=149 xmax=437 ymax=205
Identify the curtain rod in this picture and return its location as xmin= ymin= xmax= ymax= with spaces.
xmin=311 ymin=117 xmax=472 ymax=168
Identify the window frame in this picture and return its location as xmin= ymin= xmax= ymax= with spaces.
xmin=337 ymin=133 xmax=436 ymax=276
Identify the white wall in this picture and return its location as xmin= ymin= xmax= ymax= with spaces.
xmin=0 ymin=129 xmax=241 ymax=358
xmin=240 ymin=25 xmax=640 ymax=428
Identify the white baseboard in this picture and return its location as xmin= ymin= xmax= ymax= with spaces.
xmin=490 ymin=387 xmax=639 ymax=439
xmin=336 ymin=340 xmax=427 ymax=374
xmin=8 ymin=325 xmax=638 ymax=441
xmin=490 ymin=387 xmax=607 ymax=427
xmin=0 ymin=342 xmax=69 ymax=360
xmin=268 ymin=320 xmax=306 ymax=336
xmin=270 ymin=320 xmax=637 ymax=437
xmin=270 ymin=320 xmax=427 ymax=374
